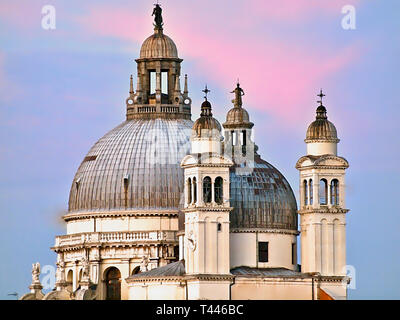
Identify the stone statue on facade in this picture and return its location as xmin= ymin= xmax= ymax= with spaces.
xmin=32 ymin=262 xmax=41 ymax=284
xmin=231 ymin=82 xmax=245 ymax=108
xmin=152 ymin=4 xmax=163 ymax=28
xmin=81 ymin=256 xmax=90 ymax=282
xmin=56 ymin=261 xmax=66 ymax=284
xmin=140 ymin=255 xmax=149 ymax=272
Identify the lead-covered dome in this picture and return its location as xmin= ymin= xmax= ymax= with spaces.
xmin=192 ymin=100 xmax=222 ymax=138
xmin=225 ymin=107 xmax=251 ymax=126
xmin=139 ymin=28 xmax=178 ymax=59
xmin=68 ymin=119 xmax=193 ymax=212
xmin=229 ymin=155 xmax=298 ymax=231
xmin=306 ymin=105 xmax=339 ymax=142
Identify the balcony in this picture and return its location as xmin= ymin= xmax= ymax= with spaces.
xmin=54 ymin=231 xmax=177 ymax=248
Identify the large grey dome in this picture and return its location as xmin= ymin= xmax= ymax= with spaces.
xmin=229 ymin=155 xmax=298 ymax=231
xmin=68 ymin=118 xmax=297 ymax=231
xmin=68 ymin=119 xmax=193 ymax=212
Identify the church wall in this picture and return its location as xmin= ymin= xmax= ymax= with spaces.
xmin=98 ymin=260 xmax=131 ymax=300
xmin=306 ymin=142 xmax=337 ymax=156
xmin=191 ymin=139 xmax=222 ymax=155
xmin=319 ymin=282 xmax=347 ymax=300
xmin=66 ymin=215 xmax=178 ymax=234
xmin=230 ymin=232 xmax=297 ymax=270
xmin=187 ymin=280 xmax=231 ymax=300
xmin=232 ymin=278 xmax=314 ymax=300
xmin=128 ymin=281 xmax=185 ymax=300
xmin=66 ymin=219 xmax=92 ymax=234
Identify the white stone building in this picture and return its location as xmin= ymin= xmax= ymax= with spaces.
xmin=21 ymin=5 xmax=350 ymax=301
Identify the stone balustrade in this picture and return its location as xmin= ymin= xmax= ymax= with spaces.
xmin=54 ymin=231 xmax=176 ymax=248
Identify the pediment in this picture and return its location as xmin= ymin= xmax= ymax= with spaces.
xmin=296 ymin=155 xmax=349 ymax=169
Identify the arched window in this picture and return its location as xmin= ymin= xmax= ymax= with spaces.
xmin=319 ymin=179 xmax=328 ymax=205
xmin=232 ymin=131 xmax=237 ymax=145
xmin=303 ymin=180 xmax=308 ymax=206
xmin=66 ymin=270 xmax=73 ymax=284
xmin=193 ymin=177 xmax=197 ymax=204
xmin=105 ymin=267 xmax=121 ymax=300
xmin=123 ymin=175 xmax=129 ymax=208
xmin=309 ymin=179 xmax=313 ymax=205
xmin=217 ymin=223 xmax=222 ymax=232
xmin=241 ymin=130 xmax=247 ymax=146
xmin=331 ymin=179 xmax=339 ymax=205
xmin=203 ymin=177 xmax=212 ymax=203
xmin=131 ymin=266 xmax=140 ymax=275
xmin=187 ymin=178 xmax=192 ymax=205
xmin=214 ymin=177 xmax=223 ymax=204
xmin=149 ymin=71 xmax=156 ymax=94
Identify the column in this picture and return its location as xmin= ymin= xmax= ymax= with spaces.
xmin=211 ymin=179 xmax=215 ymax=204
xmin=327 ymin=179 xmax=332 ymax=206
xmin=191 ymin=179 xmax=195 ymax=205
xmin=156 ymin=70 xmax=161 ymax=103
xmin=312 ymin=174 xmax=318 ymax=208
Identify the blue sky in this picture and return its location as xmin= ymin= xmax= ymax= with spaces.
xmin=0 ymin=0 xmax=399 ymax=299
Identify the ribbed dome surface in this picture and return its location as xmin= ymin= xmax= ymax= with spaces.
xmin=192 ymin=117 xmax=222 ymax=138
xmin=68 ymin=119 xmax=297 ymax=231
xmin=226 ymin=107 xmax=250 ymax=124
xmin=229 ymin=155 xmax=298 ymax=230
xmin=68 ymin=119 xmax=193 ymax=212
xmin=140 ymin=29 xmax=178 ymax=59
xmin=223 ymin=107 xmax=254 ymax=129
xmin=306 ymin=119 xmax=338 ymax=142
xmin=305 ymin=105 xmax=339 ymax=142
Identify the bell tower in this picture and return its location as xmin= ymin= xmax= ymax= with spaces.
xmin=296 ymin=90 xmax=349 ymax=278
xmin=180 ymin=90 xmax=234 ymax=299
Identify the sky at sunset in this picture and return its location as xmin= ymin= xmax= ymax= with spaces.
xmin=0 ymin=0 xmax=399 ymax=299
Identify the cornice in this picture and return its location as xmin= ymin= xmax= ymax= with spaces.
xmin=298 ymin=208 xmax=349 ymax=215
xmin=229 ymin=228 xmax=299 ymax=236
xmin=52 ymin=240 xmax=178 ymax=253
xmin=183 ymin=206 xmax=233 ymax=213
xmin=63 ymin=210 xmax=179 ymax=222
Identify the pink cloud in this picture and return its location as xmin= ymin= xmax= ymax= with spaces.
xmin=0 ymin=1 xmax=40 ymax=30
xmin=247 ymin=0 xmax=360 ymax=20
xmin=74 ymin=6 xmax=148 ymax=43
xmin=72 ymin=1 xmax=362 ymax=124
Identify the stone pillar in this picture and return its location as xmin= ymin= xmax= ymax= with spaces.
xmin=211 ymin=180 xmax=215 ymax=204
xmin=156 ymin=70 xmax=161 ymax=103
xmin=191 ymin=179 xmax=195 ymax=204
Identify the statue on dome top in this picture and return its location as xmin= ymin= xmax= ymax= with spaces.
xmin=152 ymin=4 xmax=163 ymax=28
xmin=231 ymin=82 xmax=245 ymax=108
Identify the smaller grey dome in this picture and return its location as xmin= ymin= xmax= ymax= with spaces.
xmin=140 ymin=28 xmax=178 ymax=59
xmin=224 ymin=107 xmax=253 ymax=129
xmin=306 ymin=105 xmax=339 ymax=142
xmin=192 ymin=99 xmax=222 ymax=138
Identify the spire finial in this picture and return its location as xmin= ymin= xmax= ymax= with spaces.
xmin=316 ymin=89 xmax=327 ymax=120
xmin=129 ymin=75 xmax=134 ymax=95
xmin=200 ymin=85 xmax=212 ymax=116
xmin=202 ymin=84 xmax=210 ymax=101
xmin=231 ymin=81 xmax=245 ymax=108
xmin=183 ymin=74 xmax=188 ymax=96
xmin=317 ymin=88 xmax=325 ymax=106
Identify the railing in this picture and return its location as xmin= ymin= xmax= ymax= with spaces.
xmin=55 ymin=231 xmax=176 ymax=247
xmin=160 ymin=106 xmax=179 ymax=113
xmin=137 ymin=106 xmax=156 ymax=113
